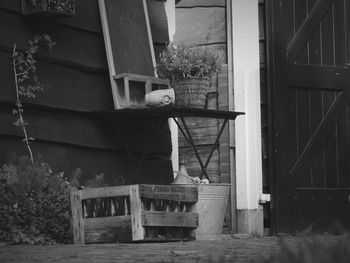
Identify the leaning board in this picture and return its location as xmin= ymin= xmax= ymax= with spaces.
xmin=98 ymin=0 xmax=157 ymax=109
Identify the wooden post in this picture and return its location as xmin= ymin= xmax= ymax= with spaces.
xmin=124 ymin=77 xmax=130 ymax=107
xmin=230 ymin=0 xmax=263 ymax=236
xmin=70 ymin=190 xmax=85 ymax=244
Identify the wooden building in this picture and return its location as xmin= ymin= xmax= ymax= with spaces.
xmin=0 ymin=0 xmax=173 ymax=185
xmin=175 ymin=0 xmax=350 ymax=235
xmin=1 ymin=0 xmax=350 ymax=237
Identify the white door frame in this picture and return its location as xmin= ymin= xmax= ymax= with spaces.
xmin=229 ymin=0 xmax=263 ymax=235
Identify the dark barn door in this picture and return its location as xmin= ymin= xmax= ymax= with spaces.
xmin=268 ymin=0 xmax=350 ymax=233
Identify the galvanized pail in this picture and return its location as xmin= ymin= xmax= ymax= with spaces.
xmin=192 ymin=184 xmax=230 ymax=240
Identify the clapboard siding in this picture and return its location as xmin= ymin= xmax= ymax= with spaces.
xmin=0 ymin=9 xmax=107 ymax=71
xmin=218 ymin=66 xmax=230 ymax=184
xmin=174 ymin=7 xmax=226 ymax=46
xmin=0 ymin=51 xmax=113 ymax=111
xmin=176 ymin=0 xmax=226 ymax=8
xmin=218 ymin=65 xmax=229 ymax=111
xmin=0 ymin=3 xmax=168 ymax=71
xmin=0 ymin=111 xmax=115 ymax=150
xmin=147 ymin=0 xmax=169 ymax=44
xmin=1 ymin=0 xmax=168 ymax=42
xmin=178 ymin=118 xmax=218 ymax=129
xmin=181 ymin=146 xmax=220 ymax=181
xmin=0 ymin=0 xmax=172 ymax=184
xmin=0 ymin=0 xmax=102 ymax=33
xmin=0 ymin=137 xmax=173 ymax=185
xmin=178 ymin=119 xmax=219 ymax=147
xmin=204 ymin=44 xmax=227 ymax=65
xmin=0 ymin=109 xmax=172 ymax=153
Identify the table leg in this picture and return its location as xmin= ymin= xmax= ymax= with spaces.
xmin=202 ymin=119 xmax=228 ymax=178
xmin=173 ymin=116 xmax=229 ymax=181
xmin=173 ymin=116 xmax=209 ymax=180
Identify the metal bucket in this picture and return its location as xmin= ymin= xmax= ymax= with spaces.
xmin=192 ymin=184 xmax=230 ymax=240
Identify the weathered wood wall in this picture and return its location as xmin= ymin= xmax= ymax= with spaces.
xmin=174 ymin=0 xmax=228 ymax=182
xmin=0 ymin=0 xmax=173 ymax=185
xmin=174 ymin=0 xmax=230 ymax=229
xmin=175 ymin=0 xmax=270 ymax=233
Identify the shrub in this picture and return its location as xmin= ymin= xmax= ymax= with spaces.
xmin=0 ymin=153 xmax=110 ymax=244
xmin=0 ymin=154 xmax=73 ymax=244
xmin=261 ymin=235 xmax=350 ymax=263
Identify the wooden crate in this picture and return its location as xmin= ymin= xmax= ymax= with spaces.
xmin=113 ymin=73 xmax=169 ymax=109
xmin=70 ymin=184 xmax=198 ymax=244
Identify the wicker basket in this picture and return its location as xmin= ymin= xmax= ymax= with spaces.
xmin=173 ymin=78 xmax=210 ymax=108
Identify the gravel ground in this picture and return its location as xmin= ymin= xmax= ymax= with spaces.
xmin=0 ymin=234 xmax=346 ymax=263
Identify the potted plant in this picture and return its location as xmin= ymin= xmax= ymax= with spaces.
xmin=157 ymin=43 xmax=219 ymax=108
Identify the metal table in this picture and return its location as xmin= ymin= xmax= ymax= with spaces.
xmin=109 ymin=107 xmax=244 ymax=180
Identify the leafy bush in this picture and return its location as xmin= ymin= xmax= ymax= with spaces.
xmin=260 ymin=235 xmax=350 ymax=263
xmin=0 ymin=154 xmax=73 ymax=244
xmin=157 ymin=43 xmax=219 ymax=83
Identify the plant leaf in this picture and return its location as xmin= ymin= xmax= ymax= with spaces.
xmin=42 ymin=34 xmax=52 ymax=42
xmin=13 ymin=118 xmax=22 ymax=127
xmin=15 ymin=100 xmax=22 ymax=108
xmin=33 ymin=35 xmax=41 ymax=44
xmin=49 ymin=41 xmax=56 ymax=49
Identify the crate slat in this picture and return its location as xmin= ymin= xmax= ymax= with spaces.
xmin=130 ymin=185 xmax=144 ymax=241
xmin=141 ymin=211 xmax=198 ymax=228
xmin=70 ymin=190 xmax=85 ymax=244
xmin=139 ymin=185 xmax=198 ymax=202
xmin=80 ymin=185 xmax=131 ymax=200
xmin=84 ymin=215 xmax=132 ymax=243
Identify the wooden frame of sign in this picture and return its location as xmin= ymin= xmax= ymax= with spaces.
xmin=98 ymin=0 xmax=168 ymax=109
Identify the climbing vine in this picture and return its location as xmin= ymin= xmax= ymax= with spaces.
xmin=11 ymin=34 xmax=55 ymax=164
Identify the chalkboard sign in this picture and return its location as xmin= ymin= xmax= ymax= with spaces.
xmin=99 ymin=0 xmax=157 ymax=109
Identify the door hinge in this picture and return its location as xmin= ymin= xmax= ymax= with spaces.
xmin=259 ymin=193 xmax=271 ymax=204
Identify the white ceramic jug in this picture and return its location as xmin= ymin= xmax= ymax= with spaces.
xmin=145 ymin=88 xmax=175 ymax=107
